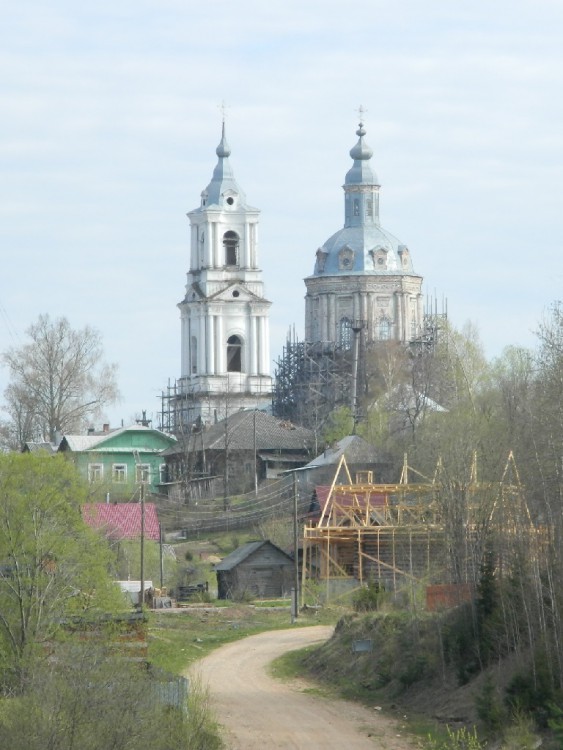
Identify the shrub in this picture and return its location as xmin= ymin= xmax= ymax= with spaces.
xmin=475 ymin=674 xmax=505 ymax=732
xmin=352 ymin=580 xmax=387 ymax=612
xmin=426 ymin=726 xmax=484 ymax=750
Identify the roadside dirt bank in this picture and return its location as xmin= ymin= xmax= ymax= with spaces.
xmin=189 ymin=625 xmax=419 ymax=749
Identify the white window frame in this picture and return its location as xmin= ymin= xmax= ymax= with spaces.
xmin=112 ymin=463 xmax=127 ymax=483
xmin=88 ymin=463 xmax=104 ymax=482
xmin=136 ymin=464 xmax=150 ymax=484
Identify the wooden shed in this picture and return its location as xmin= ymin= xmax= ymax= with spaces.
xmin=215 ymin=540 xmax=294 ymax=600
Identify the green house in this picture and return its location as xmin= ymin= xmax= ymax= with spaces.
xmin=58 ymin=424 xmax=176 ymax=500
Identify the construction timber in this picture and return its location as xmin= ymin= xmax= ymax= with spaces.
xmin=301 ymin=452 xmax=535 ymax=603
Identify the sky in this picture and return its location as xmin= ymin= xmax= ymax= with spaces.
xmin=2 ymin=1 xmax=563 ymax=430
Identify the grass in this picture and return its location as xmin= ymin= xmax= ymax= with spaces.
xmin=149 ymin=601 xmax=454 ymax=747
xmin=147 ymin=604 xmax=338 ymax=676
xmin=269 ymin=619 xmax=448 ymax=746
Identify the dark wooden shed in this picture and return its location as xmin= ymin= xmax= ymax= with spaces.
xmin=214 ymin=540 xmax=294 ymax=600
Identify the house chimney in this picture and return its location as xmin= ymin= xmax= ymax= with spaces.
xmin=103 ymin=423 xmax=109 ymax=433
xmin=87 ymin=426 xmax=95 ymax=435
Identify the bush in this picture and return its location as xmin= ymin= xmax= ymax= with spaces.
xmin=352 ymin=580 xmax=387 ymax=612
xmin=426 ymin=726 xmax=484 ymax=750
xmin=475 ymin=674 xmax=505 ymax=732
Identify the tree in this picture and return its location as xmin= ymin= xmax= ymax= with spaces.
xmin=2 ymin=314 xmax=119 ymax=446
xmin=0 ymin=453 xmax=123 ymax=686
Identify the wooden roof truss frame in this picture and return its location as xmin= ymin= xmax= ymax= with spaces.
xmin=301 ymin=451 xmax=533 ymax=604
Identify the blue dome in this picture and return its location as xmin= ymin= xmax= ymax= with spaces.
xmin=309 ymin=120 xmax=415 ymax=278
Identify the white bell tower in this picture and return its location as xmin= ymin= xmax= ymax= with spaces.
xmin=177 ymin=121 xmax=273 ymax=426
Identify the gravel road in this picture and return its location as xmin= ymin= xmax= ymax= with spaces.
xmin=189 ymin=625 xmax=418 ymax=749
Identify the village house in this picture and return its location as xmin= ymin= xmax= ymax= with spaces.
xmin=214 ymin=540 xmax=294 ymax=600
xmin=162 ymin=409 xmax=315 ymax=501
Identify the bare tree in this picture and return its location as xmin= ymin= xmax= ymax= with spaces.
xmin=2 ymin=314 xmax=119 ymax=445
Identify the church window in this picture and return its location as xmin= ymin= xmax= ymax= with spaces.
xmin=190 ymin=336 xmax=198 ymax=374
xmin=411 ymin=308 xmax=417 ymax=337
xmin=226 ymin=196 xmax=234 ymax=205
xmin=232 ymin=290 xmax=240 ymax=298
xmin=354 ymin=199 xmax=360 ymax=216
xmin=338 ymin=247 xmax=355 ymax=271
xmin=379 ymin=318 xmax=391 ymax=340
xmin=366 ymin=197 xmax=373 ymax=218
xmin=223 ymin=231 xmax=239 ymax=266
xmin=379 ymin=317 xmax=392 ymax=340
xmin=227 ymin=335 xmax=243 ymax=372
xmin=339 ymin=317 xmax=352 ymax=350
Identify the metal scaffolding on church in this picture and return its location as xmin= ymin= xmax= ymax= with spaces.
xmin=272 ymin=300 xmax=447 ymax=430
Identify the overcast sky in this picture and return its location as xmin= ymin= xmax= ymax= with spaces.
xmin=2 ymin=1 xmax=563 ymax=429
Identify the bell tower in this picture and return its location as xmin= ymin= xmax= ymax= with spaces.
xmin=176 ymin=120 xmax=273 ymax=426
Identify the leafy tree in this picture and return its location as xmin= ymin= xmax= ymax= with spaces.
xmin=1 ymin=314 xmax=119 ymax=446
xmin=321 ymin=405 xmax=354 ymax=445
xmin=0 ymin=453 xmax=123 ymax=686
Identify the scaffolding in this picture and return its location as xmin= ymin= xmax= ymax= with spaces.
xmin=301 ymin=452 xmax=534 ymax=604
xmin=273 ymin=300 xmax=447 ymax=429
xmin=272 ymin=333 xmax=356 ymax=430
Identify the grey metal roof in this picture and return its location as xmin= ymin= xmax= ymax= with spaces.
xmin=309 ymin=120 xmax=419 ymax=280
xmin=167 ymin=410 xmax=314 ymax=455
xmin=190 ymin=122 xmax=258 ymax=213
xmin=23 ymin=441 xmax=57 ymax=455
xmin=214 ymin=540 xmax=292 ymax=571
xmin=58 ymin=424 xmax=176 ymax=453
xmin=305 ymin=435 xmax=384 ymax=468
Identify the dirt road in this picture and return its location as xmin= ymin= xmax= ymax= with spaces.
xmin=190 ymin=625 xmax=418 ymax=749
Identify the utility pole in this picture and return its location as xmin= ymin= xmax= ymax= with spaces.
xmin=254 ymin=408 xmax=258 ymax=496
xmin=292 ymin=472 xmax=299 ymax=622
xmin=139 ymin=480 xmax=145 ymax=610
xmin=351 ymin=319 xmax=366 ymax=432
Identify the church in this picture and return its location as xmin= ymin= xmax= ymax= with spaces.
xmin=167 ymin=115 xmax=425 ymax=430
xmin=173 ymin=121 xmax=273 ymax=427
xmin=304 ymin=119 xmax=423 ymax=348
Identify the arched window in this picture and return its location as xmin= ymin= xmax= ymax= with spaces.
xmin=379 ymin=316 xmax=391 ymax=340
xmin=227 ymin=335 xmax=243 ymax=372
xmin=223 ymin=231 xmax=239 ymax=266
xmin=339 ymin=317 xmax=352 ymax=350
xmin=190 ymin=336 xmax=198 ymax=374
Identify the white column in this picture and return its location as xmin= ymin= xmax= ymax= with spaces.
xmin=190 ymin=225 xmax=197 ymax=270
xmin=251 ymin=222 xmax=258 ymax=268
xmin=395 ymin=292 xmax=402 ymax=341
xmin=261 ymin=316 xmax=270 ymax=376
xmin=251 ymin=315 xmax=258 ymax=374
xmin=211 ymin=222 xmax=218 ymax=267
xmin=244 ymin=225 xmax=250 ymax=269
xmin=215 ymin=315 xmax=224 ymax=372
xmin=321 ymin=296 xmax=329 ymax=341
xmin=417 ymin=294 xmax=424 ymax=336
xmin=327 ymin=294 xmax=335 ymax=341
xmin=198 ymin=314 xmax=206 ymax=374
xmin=180 ymin=314 xmax=187 ymax=377
xmin=208 ymin=315 xmax=215 ymax=374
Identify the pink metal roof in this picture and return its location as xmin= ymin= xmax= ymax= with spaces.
xmin=82 ymin=503 xmax=160 ymax=541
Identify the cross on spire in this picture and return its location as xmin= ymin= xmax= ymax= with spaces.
xmin=356 ymin=104 xmax=368 ymax=124
xmin=219 ymin=100 xmax=230 ymax=124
